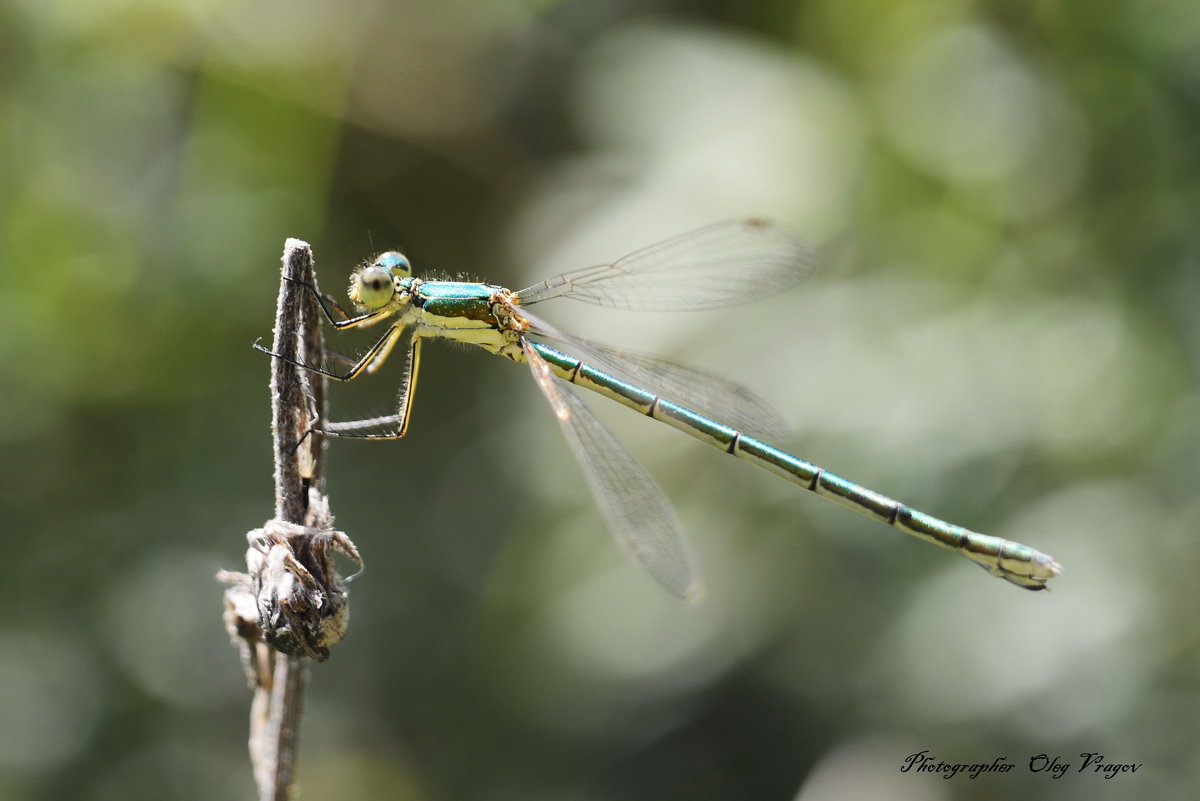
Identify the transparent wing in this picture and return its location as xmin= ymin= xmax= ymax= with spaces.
xmin=522 ymin=339 xmax=704 ymax=603
xmin=514 ymin=219 xmax=815 ymax=311
xmin=519 ymin=307 xmax=789 ymax=441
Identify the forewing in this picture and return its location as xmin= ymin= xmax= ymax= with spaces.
xmin=515 ymin=219 xmax=815 ymax=311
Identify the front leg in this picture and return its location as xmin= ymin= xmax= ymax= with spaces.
xmin=253 ymin=320 xmax=405 ymax=382
xmin=282 ymin=275 xmax=385 ymax=330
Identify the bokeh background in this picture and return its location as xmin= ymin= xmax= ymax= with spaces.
xmin=3 ymin=0 xmax=1198 ymax=799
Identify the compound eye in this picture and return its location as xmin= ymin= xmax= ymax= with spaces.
xmin=351 ymin=265 xmax=395 ymax=309
xmin=373 ymin=251 xmax=411 ymax=276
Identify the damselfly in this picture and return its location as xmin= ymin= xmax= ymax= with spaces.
xmin=257 ymin=220 xmax=1061 ymax=601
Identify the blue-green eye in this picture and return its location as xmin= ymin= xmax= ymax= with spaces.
xmin=374 ymin=251 xmax=411 ymax=276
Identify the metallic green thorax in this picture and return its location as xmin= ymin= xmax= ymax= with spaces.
xmin=401 ymin=280 xmax=513 ymax=353
xmin=415 ymin=281 xmax=500 ymax=322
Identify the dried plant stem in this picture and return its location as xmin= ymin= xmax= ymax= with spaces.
xmin=253 ymin=239 xmax=324 ymax=801
xmin=222 ymin=239 xmax=359 ymax=801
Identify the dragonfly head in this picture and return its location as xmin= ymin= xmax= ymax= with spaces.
xmin=350 ymin=251 xmax=411 ymax=310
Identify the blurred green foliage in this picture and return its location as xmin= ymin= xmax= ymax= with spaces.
xmin=2 ymin=0 xmax=1198 ymax=799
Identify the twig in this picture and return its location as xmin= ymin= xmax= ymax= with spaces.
xmin=220 ymin=240 xmax=361 ymax=801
